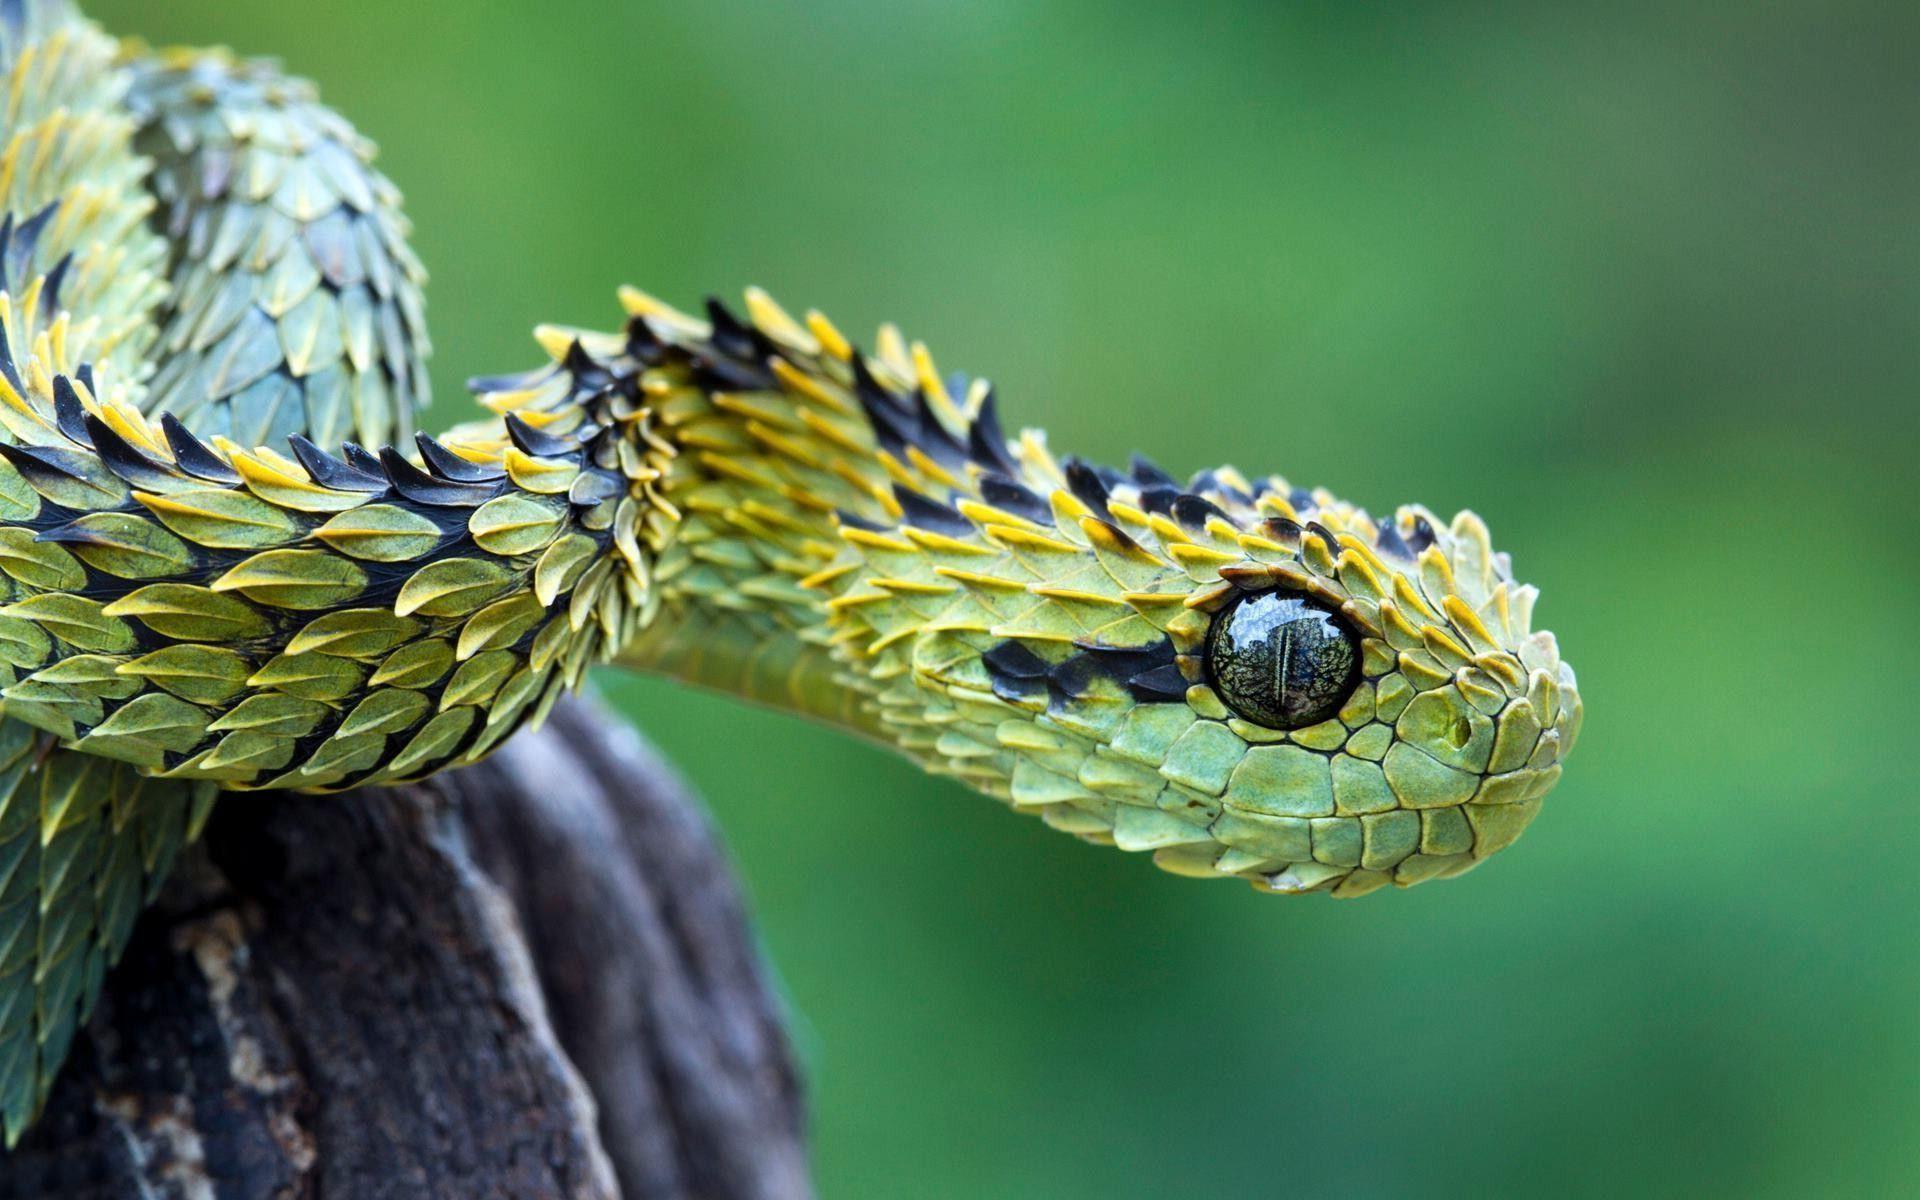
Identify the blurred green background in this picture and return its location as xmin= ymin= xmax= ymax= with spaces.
xmin=90 ymin=1 xmax=1918 ymax=1195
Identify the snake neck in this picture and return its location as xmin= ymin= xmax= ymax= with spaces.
xmin=463 ymin=295 xmax=883 ymax=734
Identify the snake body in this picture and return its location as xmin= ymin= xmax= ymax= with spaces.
xmin=0 ymin=1 xmax=1580 ymax=1140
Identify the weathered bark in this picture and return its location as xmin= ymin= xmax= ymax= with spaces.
xmin=0 ymin=695 xmax=812 ymax=1200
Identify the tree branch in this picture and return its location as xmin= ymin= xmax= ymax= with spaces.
xmin=0 ymin=694 xmax=811 ymax=1200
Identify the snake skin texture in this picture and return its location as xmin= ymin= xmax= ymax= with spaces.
xmin=0 ymin=0 xmax=1580 ymax=1141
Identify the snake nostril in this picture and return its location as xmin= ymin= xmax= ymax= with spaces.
xmin=1447 ymin=714 xmax=1473 ymax=751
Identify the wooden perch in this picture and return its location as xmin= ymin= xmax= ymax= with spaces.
xmin=0 ymin=695 xmax=812 ymax=1200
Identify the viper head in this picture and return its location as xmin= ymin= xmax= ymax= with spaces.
xmin=1051 ymin=460 xmax=1580 ymax=896
xmin=842 ymin=435 xmax=1581 ymax=897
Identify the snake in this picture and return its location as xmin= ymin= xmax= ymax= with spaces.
xmin=0 ymin=0 xmax=1582 ymax=1142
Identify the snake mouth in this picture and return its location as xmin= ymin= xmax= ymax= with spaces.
xmin=1146 ymin=725 xmax=1577 ymax=898
xmin=1138 ymin=610 xmax=1580 ymax=898
xmin=1241 ymin=732 xmax=1575 ymax=897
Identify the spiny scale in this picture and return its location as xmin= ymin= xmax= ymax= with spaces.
xmin=127 ymin=46 xmax=431 ymax=450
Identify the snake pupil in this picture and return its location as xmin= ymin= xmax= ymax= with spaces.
xmin=1205 ymin=590 xmax=1361 ymax=730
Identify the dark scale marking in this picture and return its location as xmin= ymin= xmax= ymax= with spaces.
xmin=290 ymin=434 xmax=387 ymax=492
xmin=417 ymin=432 xmax=505 ymax=483
xmin=585 ymin=425 xmax=622 ymax=471
xmin=1287 ymin=487 xmax=1316 ymax=513
xmin=983 ymin=640 xmax=1049 ymax=680
xmin=1406 ymin=515 xmax=1437 ymax=554
xmin=988 ymin=672 xmax=1047 ymax=707
xmin=690 ymin=346 xmax=777 ymax=394
xmin=379 ymin=447 xmax=499 ymax=507
xmin=1086 ymin=517 xmax=1150 ymax=558
xmin=42 ymin=252 xmax=71 ymax=314
xmin=51 ymin=376 xmax=92 ymax=447
xmin=559 ymin=340 xmax=619 ymax=395
xmin=849 ymin=354 xmax=967 ymax=469
xmin=0 ymin=317 xmax=22 ymax=394
xmin=984 ymin=635 xmax=1183 ymax=713
xmin=504 ymin=412 xmax=576 ymax=458
xmin=1126 ymin=663 xmax=1191 ymax=703
xmin=624 ymin=314 xmax=667 ymax=365
xmin=1138 ymin=484 xmax=1179 ymax=515
xmin=910 ymin=390 xmax=969 ymax=469
xmin=0 ymin=441 xmax=105 ymax=487
xmin=1129 ymin=453 xmax=1177 ymax=489
xmin=978 ymin=474 xmax=1051 ymax=525
xmin=0 ymin=206 xmax=53 ymax=303
xmin=965 ymin=388 xmax=1021 ymax=477
xmin=341 ymin=441 xmax=385 ymax=478
xmin=702 ymin=297 xmax=756 ymax=358
xmin=1374 ymin=518 xmax=1413 ymax=561
xmin=10 ymin=203 xmax=54 ymax=273
xmin=983 ymin=639 xmax=1050 ymax=706
xmin=704 ymin=296 xmax=779 ymax=364
xmin=1050 ymin=639 xmax=1176 ymax=702
xmin=162 ymin=413 xmax=243 ymax=484
xmin=1190 ymin=468 xmax=1253 ymax=507
xmin=84 ymin=415 xmax=179 ymax=490
xmin=1063 ymin=457 xmax=1110 ymax=511
xmin=1256 ymin=517 xmax=1303 ymax=547
xmin=893 ymin=486 xmax=973 ymax=537
xmin=36 ymin=522 xmax=140 ymax=550
xmin=849 ymin=354 xmax=899 ymax=415
xmin=1306 ymin=521 xmax=1344 ymax=560
xmin=1171 ymin=494 xmax=1228 ymax=530
xmin=834 ymin=509 xmax=890 ymax=534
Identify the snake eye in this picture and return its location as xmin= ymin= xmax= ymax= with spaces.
xmin=1205 ymin=590 xmax=1362 ymax=730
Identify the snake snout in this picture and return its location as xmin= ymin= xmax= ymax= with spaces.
xmin=1111 ymin=500 xmax=1580 ymax=897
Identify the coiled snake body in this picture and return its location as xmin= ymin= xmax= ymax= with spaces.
xmin=0 ymin=1 xmax=1581 ymax=1138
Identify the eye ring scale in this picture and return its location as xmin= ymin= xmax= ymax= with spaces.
xmin=1204 ymin=589 xmax=1363 ymax=731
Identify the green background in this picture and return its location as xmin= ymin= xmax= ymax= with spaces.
xmin=89 ymin=1 xmax=1918 ymax=1195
